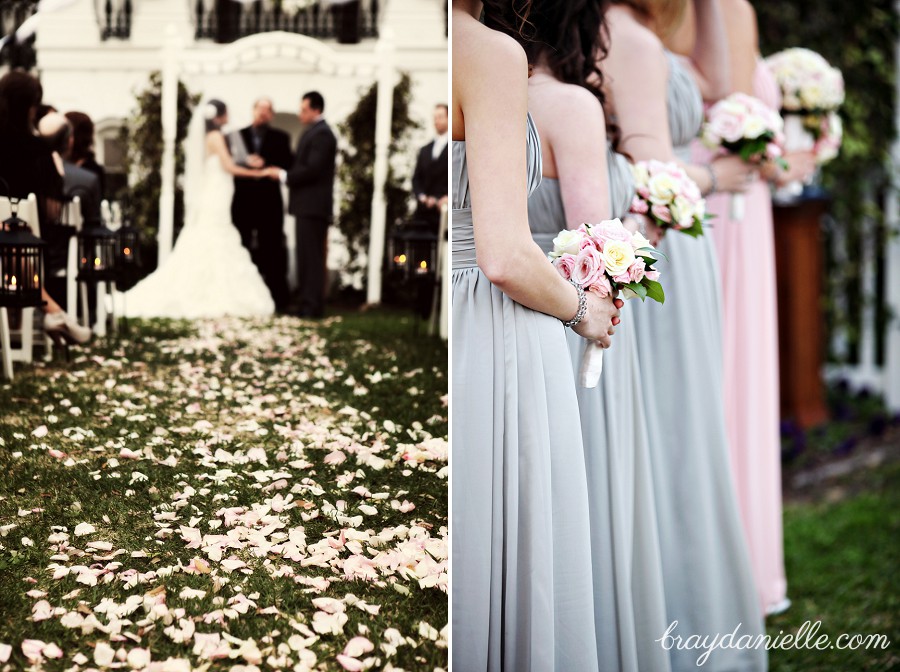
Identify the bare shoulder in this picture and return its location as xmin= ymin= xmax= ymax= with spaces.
xmin=607 ymin=9 xmax=666 ymax=63
xmin=453 ymin=16 xmax=527 ymax=82
xmin=722 ymin=0 xmax=756 ymax=23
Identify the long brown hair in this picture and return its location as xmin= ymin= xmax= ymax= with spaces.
xmin=522 ymin=0 xmax=611 ymax=105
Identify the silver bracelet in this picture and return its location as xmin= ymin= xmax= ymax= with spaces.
xmin=704 ymin=163 xmax=718 ymax=196
xmin=561 ymin=279 xmax=587 ymax=328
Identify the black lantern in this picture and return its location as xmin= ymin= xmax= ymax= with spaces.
xmin=0 ymin=200 xmax=47 ymax=308
xmin=77 ymin=223 xmax=118 ymax=282
xmin=387 ymin=222 xmax=438 ymax=318
xmin=115 ymin=219 xmax=142 ymax=289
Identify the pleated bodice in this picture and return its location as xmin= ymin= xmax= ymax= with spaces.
xmin=452 ymin=115 xmax=542 ymax=269
xmin=666 ymin=51 xmax=704 ymax=159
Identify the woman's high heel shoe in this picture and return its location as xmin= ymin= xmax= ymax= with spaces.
xmin=43 ymin=311 xmax=92 ymax=345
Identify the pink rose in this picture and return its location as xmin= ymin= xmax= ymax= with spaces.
xmin=651 ymin=204 xmax=672 ymax=224
xmin=709 ymin=113 xmax=745 ymax=144
xmin=645 ymin=269 xmax=660 ymax=281
xmin=630 ymin=196 xmax=649 ymax=215
xmin=614 ymin=272 xmax=631 ymax=285
xmin=553 ymin=255 xmax=576 ymax=281
xmin=591 ymin=220 xmax=632 ymax=243
xmin=587 ymin=274 xmax=612 ymax=298
xmin=580 ymin=236 xmax=599 ymax=252
xmin=637 ymin=186 xmax=651 ymax=199
xmin=629 ymin=257 xmax=647 ymax=283
xmin=571 ymin=247 xmax=606 ymax=287
xmin=766 ymin=142 xmax=783 ymax=160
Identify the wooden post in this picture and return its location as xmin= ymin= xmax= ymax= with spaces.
xmin=773 ymin=196 xmax=831 ymax=427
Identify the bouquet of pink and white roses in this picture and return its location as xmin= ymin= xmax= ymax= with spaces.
xmin=549 ymin=218 xmax=664 ymax=388
xmin=629 ymin=160 xmax=708 ymax=238
xmin=701 ymin=92 xmax=787 ymax=220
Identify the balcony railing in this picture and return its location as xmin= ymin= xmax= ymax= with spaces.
xmin=0 ymin=0 xmax=37 ymax=69
xmin=194 ymin=0 xmax=379 ymax=44
xmin=97 ymin=0 xmax=132 ymax=39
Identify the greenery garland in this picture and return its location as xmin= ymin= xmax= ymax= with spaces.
xmin=754 ymin=0 xmax=899 ymax=366
xmin=116 ymin=72 xmax=200 ymax=275
xmin=336 ymin=71 xmax=422 ymax=287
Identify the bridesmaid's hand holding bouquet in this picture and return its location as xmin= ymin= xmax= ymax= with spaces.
xmin=629 ymin=160 xmax=708 ymax=239
xmin=549 ymin=219 xmax=664 ymax=388
xmin=701 ymin=92 xmax=787 ymax=220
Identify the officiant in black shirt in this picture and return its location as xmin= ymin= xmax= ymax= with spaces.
xmin=231 ymin=98 xmax=292 ymax=311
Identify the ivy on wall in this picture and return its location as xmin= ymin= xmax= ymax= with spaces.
xmin=336 ymin=71 xmax=422 ymax=286
xmin=116 ymin=72 xmax=200 ymax=274
xmin=753 ymin=1 xmax=899 ymax=365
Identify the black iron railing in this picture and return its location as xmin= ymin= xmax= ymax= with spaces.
xmin=0 ymin=0 xmax=38 ymax=69
xmin=194 ymin=0 xmax=379 ymax=44
xmin=98 ymin=0 xmax=132 ymax=39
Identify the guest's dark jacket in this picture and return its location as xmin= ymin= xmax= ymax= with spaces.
xmin=232 ymin=124 xmax=292 ymax=222
xmin=285 ymin=119 xmax=337 ymax=221
xmin=63 ymin=160 xmax=102 ymax=225
xmin=0 ymin=131 xmax=63 ymax=227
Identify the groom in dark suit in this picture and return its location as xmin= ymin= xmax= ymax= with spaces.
xmin=280 ymin=91 xmax=337 ymax=318
xmin=232 ymin=98 xmax=293 ymax=311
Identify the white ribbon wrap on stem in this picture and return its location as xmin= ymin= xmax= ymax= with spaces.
xmin=579 ymin=342 xmax=604 ymax=388
xmin=730 ymin=193 xmax=745 ymax=221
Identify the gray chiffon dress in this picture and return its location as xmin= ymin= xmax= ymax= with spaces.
xmin=451 ymin=116 xmax=600 ymax=671
xmin=629 ymin=52 xmax=767 ymax=671
xmin=528 ymin=146 xmax=672 ymax=672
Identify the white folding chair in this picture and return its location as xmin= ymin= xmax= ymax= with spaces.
xmin=0 ymin=193 xmax=52 ymax=379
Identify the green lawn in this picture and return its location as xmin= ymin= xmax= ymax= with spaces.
xmin=768 ymin=461 xmax=900 ymax=671
xmin=0 ymin=309 xmax=448 ymax=671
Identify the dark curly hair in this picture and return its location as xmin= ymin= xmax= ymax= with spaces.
xmin=482 ymin=0 xmax=537 ymax=45
xmin=522 ymin=0 xmax=610 ymax=105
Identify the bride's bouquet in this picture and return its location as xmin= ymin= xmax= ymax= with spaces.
xmin=700 ymin=92 xmax=787 ymax=220
xmin=629 ymin=160 xmax=708 ymax=238
xmin=549 ymin=219 xmax=664 ymax=388
xmin=766 ymin=48 xmax=844 ymax=186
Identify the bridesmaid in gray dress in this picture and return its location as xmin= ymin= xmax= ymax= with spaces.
xmin=525 ymin=4 xmax=671 ymax=669
xmin=603 ymin=2 xmax=767 ymax=671
xmin=452 ymin=0 xmax=623 ymax=669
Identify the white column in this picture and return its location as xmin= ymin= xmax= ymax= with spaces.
xmin=157 ymin=24 xmax=180 ymax=265
xmin=884 ymin=1 xmax=900 ymax=410
xmin=366 ymin=29 xmax=396 ymax=305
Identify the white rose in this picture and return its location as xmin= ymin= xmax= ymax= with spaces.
xmin=741 ymin=115 xmax=767 ymax=139
xmin=671 ymin=195 xmax=694 ymax=227
xmin=603 ymin=240 xmax=636 ymax=277
xmin=631 ymin=230 xmax=652 ymax=251
xmin=630 ymin=162 xmax=650 ymax=187
xmin=550 ymin=229 xmax=583 ymax=259
xmin=647 ymin=173 xmax=679 ymax=206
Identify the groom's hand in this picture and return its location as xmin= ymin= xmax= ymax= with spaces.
xmin=247 ymin=154 xmax=265 ymax=169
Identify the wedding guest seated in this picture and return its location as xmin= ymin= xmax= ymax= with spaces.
xmin=0 ymin=71 xmax=91 ymax=344
xmin=38 ymin=112 xmax=102 ymax=224
xmin=65 ymin=111 xmax=106 ymax=199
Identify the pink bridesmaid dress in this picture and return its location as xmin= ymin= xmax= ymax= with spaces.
xmin=693 ymin=60 xmax=788 ymax=615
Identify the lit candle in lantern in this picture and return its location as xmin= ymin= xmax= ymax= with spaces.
xmin=416 ymin=260 xmax=428 ymax=274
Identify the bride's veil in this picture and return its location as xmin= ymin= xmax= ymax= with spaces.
xmin=182 ymin=100 xmax=211 ymax=229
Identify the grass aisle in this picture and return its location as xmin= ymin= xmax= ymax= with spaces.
xmin=0 ymin=311 xmax=448 ymax=671
xmin=769 ymin=461 xmax=899 ymax=671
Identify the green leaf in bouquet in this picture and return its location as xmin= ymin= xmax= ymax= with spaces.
xmin=637 ymin=246 xmax=668 ymax=262
xmin=624 ymin=281 xmax=648 ymax=301
xmin=643 ymin=279 xmax=665 ymax=304
xmin=678 ymin=218 xmax=705 ymax=238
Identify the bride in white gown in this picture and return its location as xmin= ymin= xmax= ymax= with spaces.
xmin=121 ymin=99 xmax=279 ymax=319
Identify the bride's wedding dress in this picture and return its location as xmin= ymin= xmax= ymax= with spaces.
xmin=121 ymin=153 xmax=275 ymax=319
